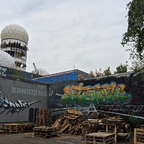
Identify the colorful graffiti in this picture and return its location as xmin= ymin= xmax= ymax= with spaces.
xmin=0 ymin=90 xmax=41 ymax=114
xmin=60 ymin=82 xmax=132 ymax=105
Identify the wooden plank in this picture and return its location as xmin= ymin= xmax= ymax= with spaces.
xmin=134 ymin=128 xmax=144 ymax=144
xmin=86 ymin=132 xmax=114 ymax=137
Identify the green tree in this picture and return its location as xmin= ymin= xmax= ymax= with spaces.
xmin=130 ymin=53 xmax=144 ymax=73
xmin=89 ymin=71 xmax=95 ymax=78
xmin=103 ymin=67 xmax=111 ymax=76
xmin=122 ymin=0 xmax=144 ymax=58
xmin=114 ymin=63 xmax=128 ymax=73
xmin=95 ymin=68 xmax=103 ymax=77
xmin=128 ymin=114 xmax=140 ymax=131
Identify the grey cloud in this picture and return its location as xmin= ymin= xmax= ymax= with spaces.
xmin=0 ymin=0 xmax=130 ymax=74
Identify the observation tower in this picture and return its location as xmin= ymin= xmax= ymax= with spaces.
xmin=1 ymin=24 xmax=29 ymax=71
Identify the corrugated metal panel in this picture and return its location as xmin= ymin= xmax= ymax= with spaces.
xmin=33 ymin=71 xmax=80 ymax=84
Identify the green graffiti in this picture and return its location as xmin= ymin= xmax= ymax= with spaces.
xmin=60 ymin=82 xmax=132 ymax=106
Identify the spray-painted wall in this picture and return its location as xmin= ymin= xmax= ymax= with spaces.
xmin=48 ymin=71 xmax=144 ymax=117
xmin=0 ymin=70 xmax=143 ymax=125
xmin=48 ymin=75 xmax=130 ymax=112
xmin=0 ymin=76 xmax=48 ymax=125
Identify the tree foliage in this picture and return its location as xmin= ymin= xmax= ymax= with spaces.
xmin=89 ymin=68 xmax=112 ymax=78
xmin=95 ymin=68 xmax=103 ymax=77
xmin=122 ymin=0 xmax=144 ymax=58
xmin=89 ymin=71 xmax=95 ymax=78
xmin=114 ymin=63 xmax=128 ymax=74
xmin=103 ymin=67 xmax=111 ymax=76
xmin=130 ymin=53 xmax=144 ymax=73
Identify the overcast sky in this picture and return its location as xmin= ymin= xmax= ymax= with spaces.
xmin=0 ymin=0 xmax=131 ymax=74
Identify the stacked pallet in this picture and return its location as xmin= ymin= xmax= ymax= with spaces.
xmin=21 ymin=124 xmax=35 ymax=132
xmin=53 ymin=109 xmax=83 ymax=134
xmin=101 ymin=117 xmax=131 ymax=142
xmin=86 ymin=112 xmax=99 ymax=119
xmin=33 ymin=126 xmax=58 ymax=138
xmin=141 ymin=124 xmax=144 ymax=129
xmin=3 ymin=123 xmax=35 ymax=133
xmin=81 ymin=116 xmax=130 ymax=143
xmin=3 ymin=123 xmax=23 ymax=133
xmin=52 ymin=111 xmax=130 ymax=140
xmin=36 ymin=109 xmax=52 ymax=126
xmin=86 ymin=132 xmax=115 ymax=144
xmin=134 ymin=128 xmax=144 ymax=144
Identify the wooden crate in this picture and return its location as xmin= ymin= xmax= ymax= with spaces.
xmin=86 ymin=132 xmax=115 ymax=144
xmin=134 ymin=128 xmax=144 ymax=144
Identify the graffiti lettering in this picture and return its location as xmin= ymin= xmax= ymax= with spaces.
xmin=0 ymin=91 xmax=41 ymax=114
xmin=60 ymin=82 xmax=132 ymax=105
xmin=11 ymin=87 xmax=47 ymax=96
xmin=0 ymin=67 xmax=7 ymax=77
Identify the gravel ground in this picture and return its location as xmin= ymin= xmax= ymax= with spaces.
xmin=0 ymin=133 xmax=132 ymax=144
xmin=0 ymin=133 xmax=85 ymax=144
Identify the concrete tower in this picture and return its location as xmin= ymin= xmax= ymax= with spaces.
xmin=1 ymin=24 xmax=29 ymax=71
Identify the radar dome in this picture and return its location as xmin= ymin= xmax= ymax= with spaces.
xmin=38 ymin=68 xmax=49 ymax=75
xmin=0 ymin=50 xmax=15 ymax=68
xmin=1 ymin=24 xmax=29 ymax=44
xmin=32 ymin=68 xmax=49 ymax=76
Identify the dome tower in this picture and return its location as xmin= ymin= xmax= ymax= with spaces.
xmin=1 ymin=24 xmax=29 ymax=71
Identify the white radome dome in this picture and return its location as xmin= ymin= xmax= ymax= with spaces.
xmin=38 ymin=68 xmax=49 ymax=75
xmin=1 ymin=24 xmax=29 ymax=44
xmin=32 ymin=68 xmax=49 ymax=76
xmin=0 ymin=50 xmax=15 ymax=68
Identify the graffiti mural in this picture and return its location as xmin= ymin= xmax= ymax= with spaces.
xmin=59 ymin=82 xmax=132 ymax=106
xmin=0 ymin=90 xmax=41 ymax=114
xmin=47 ymin=70 xmax=144 ymax=119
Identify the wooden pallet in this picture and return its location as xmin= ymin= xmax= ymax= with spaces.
xmin=134 ymin=128 xmax=144 ymax=144
xmin=22 ymin=124 xmax=35 ymax=132
xmin=33 ymin=126 xmax=59 ymax=138
xmin=86 ymin=132 xmax=115 ymax=144
xmin=34 ymin=131 xmax=58 ymax=138
xmin=36 ymin=109 xmax=52 ymax=126
xmin=140 ymin=125 xmax=144 ymax=129
xmin=3 ymin=123 xmax=36 ymax=133
xmin=3 ymin=123 xmax=23 ymax=133
xmin=98 ymin=122 xmax=117 ymax=143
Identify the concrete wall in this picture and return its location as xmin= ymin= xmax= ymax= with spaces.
xmin=0 ymin=70 xmax=143 ymax=124
xmin=0 ymin=76 xmax=48 ymax=124
xmin=48 ymin=71 xmax=144 ymax=118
